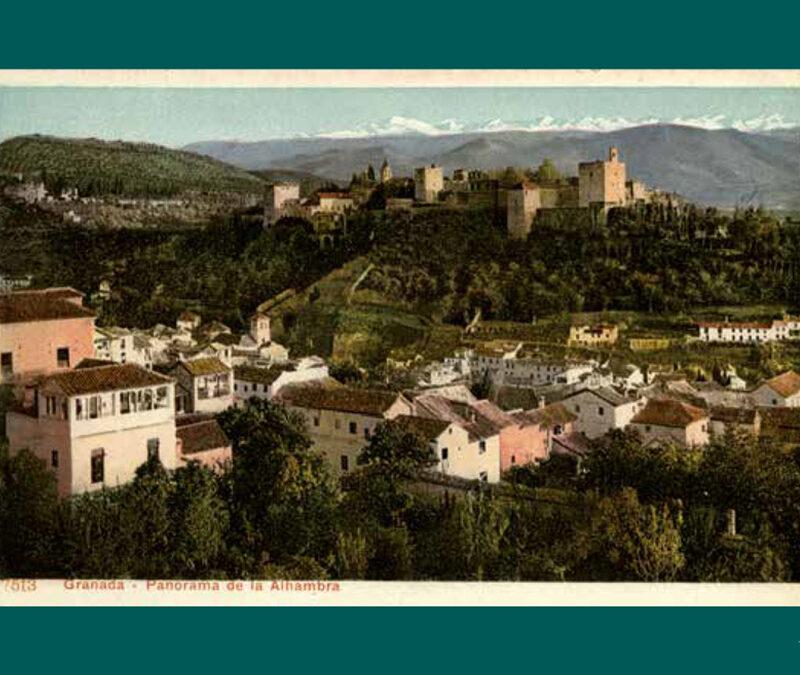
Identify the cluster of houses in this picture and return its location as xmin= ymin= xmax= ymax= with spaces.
xmin=413 ymin=340 xmax=800 ymax=458
xmin=0 ymin=287 xmax=324 ymax=496
xmin=3 ymin=285 xmax=800 ymax=499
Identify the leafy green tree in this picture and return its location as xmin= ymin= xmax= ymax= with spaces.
xmin=61 ymin=489 xmax=134 ymax=578
xmin=169 ymin=462 xmax=230 ymax=577
xmin=218 ymin=399 xmax=338 ymax=572
xmin=680 ymin=505 xmax=787 ymax=581
xmin=587 ymin=488 xmax=684 ymax=581
xmin=120 ymin=457 xmax=174 ymax=578
xmin=333 ymin=529 xmax=370 ymax=579
xmin=532 ymin=158 xmax=562 ymax=182
xmin=583 ymin=429 xmax=701 ymax=503
xmin=0 ymin=447 xmax=61 ymax=576
xmin=367 ymin=526 xmax=414 ymax=580
xmin=344 ymin=422 xmax=437 ymax=527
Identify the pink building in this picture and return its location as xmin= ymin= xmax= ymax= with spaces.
xmin=5 ymin=362 xmax=178 ymax=496
xmin=0 ymin=287 xmax=95 ymax=386
xmin=505 ymin=402 xmax=577 ymax=470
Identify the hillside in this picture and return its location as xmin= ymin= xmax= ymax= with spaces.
xmin=0 ymin=135 xmax=266 ymax=197
xmin=249 ymin=168 xmax=341 ymax=197
xmin=185 ymin=124 xmax=800 ymax=209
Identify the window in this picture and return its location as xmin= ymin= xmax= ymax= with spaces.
xmin=313 ymin=416 xmax=320 ymax=427
xmin=479 ymin=471 xmax=488 ymax=483
xmin=147 ymin=438 xmax=160 ymax=461
xmin=91 ymin=449 xmax=104 ymax=484
xmin=155 ymin=387 xmax=168 ymax=409
xmin=340 ymin=455 xmax=349 ymax=472
xmin=772 ymin=399 xmax=778 ymax=406
xmin=51 ymin=450 xmax=59 ymax=468
xmin=645 ymin=425 xmax=651 ymax=432
xmin=598 ymin=406 xmax=605 ymax=416
xmin=554 ymin=424 xmax=563 ymax=436
xmin=575 ymin=404 xmax=580 ymax=413
xmin=349 ymin=421 xmax=357 ymax=435
xmin=364 ymin=427 xmax=371 ymax=440
xmin=89 ymin=395 xmax=99 ymax=419
xmin=479 ymin=440 xmax=486 ymax=454
xmin=442 ymin=447 xmax=449 ymax=461
xmin=335 ymin=419 xmax=341 ymax=430
xmin=1 ymin=352 xmax=12 ymax=378
xmin=510 ymin=455 xmax=516 ymax=464
xmin=234 ymin=383 xmax=239 ymax=391
xmin=56 ymin=347 xmax=70 ymax=368
xmin=45 ymin=395 xmax=58 ymax=416
xmin=120 ymin=391 xmax=131 ymax=414
xmin=75 ymin=398 xmax=83 ymax=419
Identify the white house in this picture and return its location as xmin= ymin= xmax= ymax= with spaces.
xmin=751 ymin=371 xmax=800 ymax=407
xmin=169 ymin=357 xmax=234 ymax=414
xmin=94 ymin=326 xmax=153 ymax=369
xmin=391 ymin=415 xmax=497 ymax=483
xmin=697 ymin=316 xmax=800 ymax=344
xmin=278 ymin=384 xmax=413 ymax=477
xmin=630 ymin=399 xmax=710 ymax=448
xmin=234 ymin=358 xmax=330 ymax=403
xmin=559 ymin=387 xmax=645 ymax=439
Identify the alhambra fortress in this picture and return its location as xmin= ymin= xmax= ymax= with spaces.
xmin=262 ymin=146 xmax=678 ymax=246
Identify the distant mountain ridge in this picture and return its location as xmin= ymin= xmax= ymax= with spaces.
xmin=0 ymin=135 xmax=267 ymax=197
xmin=185 ymin=124 xmax=800 ymax=209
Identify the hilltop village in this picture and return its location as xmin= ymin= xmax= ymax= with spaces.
xmin=2 ymin=143 xmax=800 ymax=582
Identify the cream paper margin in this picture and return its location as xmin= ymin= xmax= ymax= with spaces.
xmin=0 ymin=69 xmax=799 ymax=87
xmin=3 ymin=580 xmax=800 ymax=606
xmin=0 ymin=68 xmax=798 ymax=606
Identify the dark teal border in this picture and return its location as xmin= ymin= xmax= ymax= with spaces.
xmin=0 ymin=607 xmax=798 ymax=670
xmin=0 ymin=1 xmax=798 ymax=67
xmin=2 ymin=4 xmax=799 ymax=672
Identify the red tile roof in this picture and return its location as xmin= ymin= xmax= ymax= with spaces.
xmin=177 ymin=418 xmax=231 ymax=455
xmin=392 ymin=415 xmax=451 ymax=441
xmin=514 ymin=402 xmax=577 ymax=428
xmin=43 ymin=364 xmax=173 ymax=396
xmin=761 ymin=371 xmax=800 ymax=398
xmin=279 ymin=385 xmax=406 ymax=417
xmin=632 ymin=399 xmax=708 ymax=428
xmin=234 ymin=364 xmax=293 ymax=386
xmin=0 ymin=288 xmax=95 ymax=324
xmin=175 ymin=357 xmax=230 ymax=376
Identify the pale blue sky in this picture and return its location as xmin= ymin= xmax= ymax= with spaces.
xmin=0 ymin=87 xmax=798 ymax=147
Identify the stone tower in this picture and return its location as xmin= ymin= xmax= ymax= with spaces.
xmin=380 ymin=159 xmax=392 ymax=183
xmin=414 ymin=164 xmax=444 ymax=203
xmin=578 ymin=147 xmax=626 ymax=209
xmin=506 ymin=183 xmax=542 ymax=240
xmin=250 ymin=312 xmax=271 ymax=345
xmin=264 ymin=182 xmax=300 ymax=226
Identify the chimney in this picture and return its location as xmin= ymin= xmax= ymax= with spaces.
xmin=725 ymin=509 xmax=736 ymax=537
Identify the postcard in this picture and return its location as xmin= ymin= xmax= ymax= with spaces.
xmin=1 ymin=69 xmax=799 ymax=606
